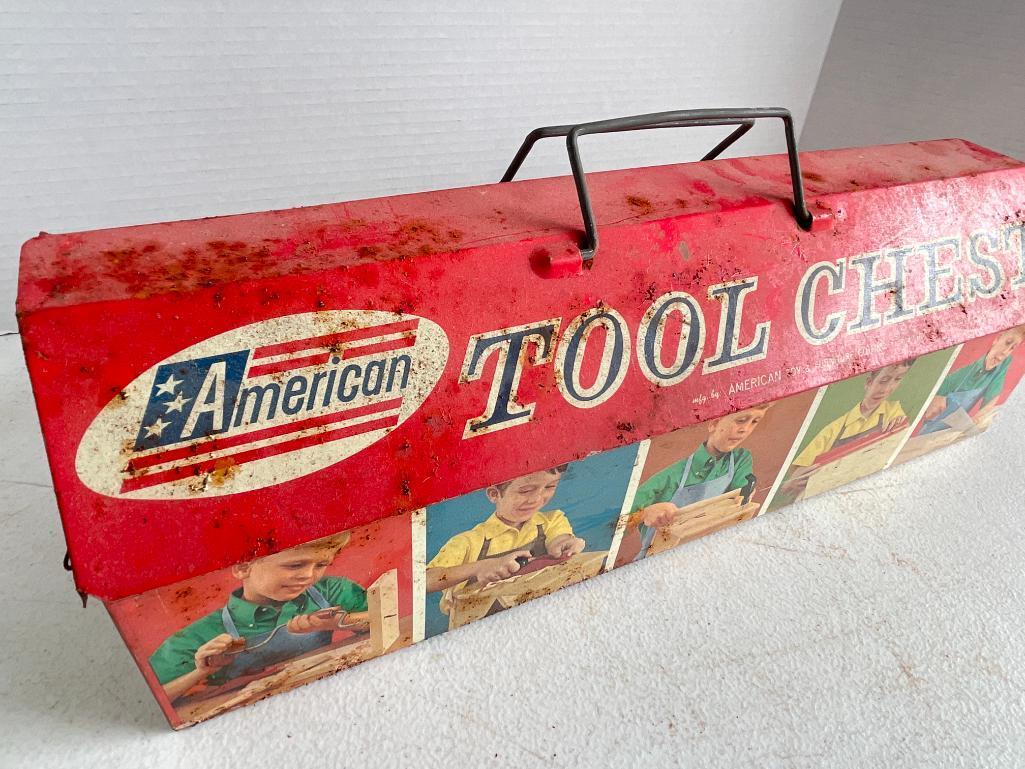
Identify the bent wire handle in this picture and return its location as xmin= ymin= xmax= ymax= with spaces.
xmin=500 ymin=108 xmax=814 ymax=261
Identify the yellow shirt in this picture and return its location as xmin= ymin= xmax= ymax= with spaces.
xmin=429 ymin=510 xmax=574 ymax=617
xmin=793 ymin=399 xmax=906 ymax=467
xmin=428 ymin=510 xmax=574 ymax=570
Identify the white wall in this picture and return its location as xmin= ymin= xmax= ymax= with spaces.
xmin=0 ymin=0 xmax=842 ymax=331
xmin=801 ymin=0 xmax=1025 ymax=158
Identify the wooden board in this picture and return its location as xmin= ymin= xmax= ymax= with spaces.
xmin=802 ymin=430 xmax=908 ymax=499
xmin=974 ymin=408 xmax=998 ymax=431
xmin=447 ymin=551 xmax=607 ymax=630
xmin=937 ymin=406 xmax=982 ymax=434
xmin=896 ymin=406 xmax=996 ymax=465
xmin=812 ymin=427 xmax=890 ymax=466
xmin=175 ymin=616 xmax=413 ymax=726
xmin=895 ymin=426 xmax=969 ymax=464
xmin=474 ymin=551 xmax=606 ymax=599
xmin=367 ymin=568 xmax=400 ymax=656
xmin=647 ymin=501 xmax=760 ymax=556
xmin=671 ymin=488 xmax=743 ymax=524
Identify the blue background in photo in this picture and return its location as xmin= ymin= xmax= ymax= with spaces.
xmin=423 ymin=443 xmax=640 ymax=638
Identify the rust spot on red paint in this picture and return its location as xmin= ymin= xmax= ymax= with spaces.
xmin=34 ymin=261 xmax=99 ymax=300
xmin=352 ymin=218 xmax=467 ymax=262
xmin=173 ymin=586 xmax=194 ymax=603
xmin=207 ymin=458 xmax=239 ymax=487
xmin=397 ymin=220 xmax=432 ymax=237
xmin=31 ymin=211 xmax=474 ymax=308
xmin=90 ymin=237 xmax=284 ymax=299
xmin=803 ymin=171 xmax=826 ymax=183
xmin=625 ymin=195 xmax=654 ymax=215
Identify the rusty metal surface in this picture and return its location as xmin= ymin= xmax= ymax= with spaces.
xmin=17 ymin=138 xmax=1025 ymax=600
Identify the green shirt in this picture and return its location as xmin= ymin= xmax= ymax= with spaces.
xmin=632 ymin=443 xmax=754 ymax=512
xmin=937 ymin=356 xmax=1009 ymax=408
xmin=149 ymin=576 xmax=367 ymax=685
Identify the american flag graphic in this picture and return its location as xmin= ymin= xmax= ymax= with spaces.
xmin=122 ymin=319 xmax=419 ymax=492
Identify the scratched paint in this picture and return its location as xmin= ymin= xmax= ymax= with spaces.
xmin=16 ymin=137 xmax=1025 ymax=727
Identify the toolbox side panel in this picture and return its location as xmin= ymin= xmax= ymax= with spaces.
xmin=16 ymin=141 xmax=1025 ymax=600
xmin=106 ymin=329 xmax=1025 ymax=727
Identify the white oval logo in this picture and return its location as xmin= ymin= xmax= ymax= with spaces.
xmin=76 ymin=310 xmax=449 ymax=499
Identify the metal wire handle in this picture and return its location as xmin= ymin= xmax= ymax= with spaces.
xmin=501 ymin=108 xmax=814 ymax=261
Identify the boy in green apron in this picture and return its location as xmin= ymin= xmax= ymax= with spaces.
xmin=779 ymin=359 xmax=913 ymax=499
xmin=150 ymin=532 xmax=370 ymax=702
xmin=425 ymin=465 xmax=585 ymax=626
xmin=618 ymin=404 xmax=770 ymax=564
xmin=919 ymin=325 xmax=1025 ymax=434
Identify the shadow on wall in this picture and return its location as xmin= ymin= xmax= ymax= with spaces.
xmin=801 ymin=0 xmax=1025 ymax=158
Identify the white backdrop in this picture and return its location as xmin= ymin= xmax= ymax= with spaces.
xmin=8 ymin=2 xmax=1025 ymax=767
xmin=0 ymin=0 xmax=842 ymax=331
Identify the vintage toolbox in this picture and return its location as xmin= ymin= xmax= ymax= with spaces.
xmin=16 ymin=109 xmax=1025 ymax=727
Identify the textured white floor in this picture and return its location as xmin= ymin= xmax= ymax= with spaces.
xmin=3 ymin=331 xmax=1024 ymax=767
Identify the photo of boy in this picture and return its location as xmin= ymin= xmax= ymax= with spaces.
xmin=918 ymin=325 xmax=1025 ymax=435
xmin=105 ymin=512 xmax=415 ymax=726
xmin=614 ymin=405 xmax=768 ymax=565
xmin=609 ymin=389 xmax=819 ymax=566
xmin=424 ymin=445 xmax=639 ymax=637
xmin=426 ymin=465 xmax=582 ymax=602
xmin=149 ymin=532 xmax=369 ymax=702
xmin=777 ymin=361 xmax=912 ymax=500
xmin=771 ymin=350 xmax=952 ymax=507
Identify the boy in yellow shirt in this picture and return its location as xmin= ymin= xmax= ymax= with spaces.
xmin=150 ymin=532 xmax=370 ymax=702
xmin=780 ymin=360 xmax=913 ymax=498
xmin=426 ymin=465 xmax=585 ymax=626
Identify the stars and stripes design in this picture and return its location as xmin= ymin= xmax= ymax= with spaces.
xmin=245 ymin=318 xmax=419 ymax=377
xmin=122 ymin=320 xmax=419 ymax=493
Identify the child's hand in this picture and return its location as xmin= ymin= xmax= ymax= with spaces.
xmin=780 ymin=465 xmax=817 ymax=497
xmin=547 ymin=535 xmax=585 ymax=558
xmin=288 ymin=608 xmax=372 ymax=634
xmin=474 ymin=550 xmax=531 ymax=584
xmin=640 ymin=502 xmax=678 ymax=528
xmin=974 ymin=403 xmax=999 ymax=428
xmin=287 ymin=608 xmax=346 ymax=634
xmin=924 ymin=395 xmax=946 ymax=421
xmin=194 ymin=633 xmax=245 ymax=672
xmin=883 ymin=415 xmax=908 ymax=432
